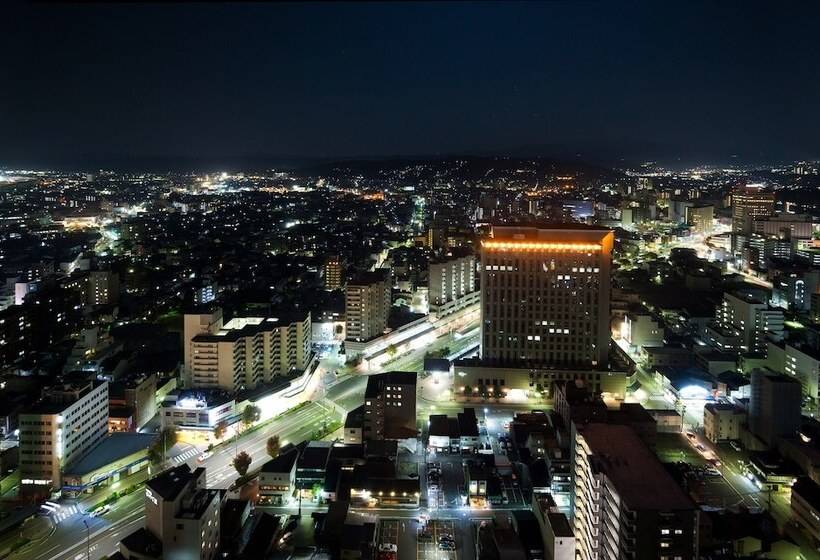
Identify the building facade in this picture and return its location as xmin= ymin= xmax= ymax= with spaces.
xmin=345 ymin=270 xmax=391 ymax=344
xmin=715 ymin=291 xmax=783 ymax=354
xmin=572 ymin=423 xmax=698 ymax=560
xmin=428 ymin=251 xmax=477 ymax=316
xmin=749 ymin=369 xmax=802 ymax=447
xmin=732 ymin=186 xmax=775 ymax=234
xmin=685 ymin=204 xmax=714 ymax=234
xmin=324 ymin=255 xmax=343 ymax=291
xmin=19 ymin=381 xmax=109 ymax=495
xmin=128 ymin=465 xmax=221 ymax=560
xmin=479 ymin=225 xmax=614 ymax=369
xmin=363 ymin=371 xmax=417 ymax=441
xmin=185 ymin=309 xmax=312 ymax=392
xmin=703 ymin=403 xmax=745 ymax=443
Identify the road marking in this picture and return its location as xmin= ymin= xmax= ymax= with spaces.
xmin=172 ymin=448 xmax=200 ymax=464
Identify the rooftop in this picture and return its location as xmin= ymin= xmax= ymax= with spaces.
xmin=364 ymin=371 xmax=417 ymax=398
xmin=579 ymin=423 xmax=695 ymax=511
xmin=120 ymin=527 xmax=162 ymax=559
xmin=261 ymin=447 xmax=299 ymax=474
xmin=146 ymin=464 xmax=203 ymax=502
xmin=547 ymin=513 xmax=574 ymax=538
xmin=348 ymin=269 xmax=390 ymax=286
xmin=63 ymin=432 xmax=155 ymax=476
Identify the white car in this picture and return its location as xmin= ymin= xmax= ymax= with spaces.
xmin=90 ymin=505 xmax=111 ymax=517
xmin=379 ymin=544 xmax=398 ymax=553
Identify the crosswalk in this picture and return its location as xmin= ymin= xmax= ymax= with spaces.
xmin=52 ymin=504 xmax=79 ymax=524
xmin=171 ymin=448 xmax=200 ymax=465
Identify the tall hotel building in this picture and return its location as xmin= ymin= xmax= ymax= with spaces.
xmin=732 ymin=185 xmax=775 ymax=234
xmin=480 ymin=225 xmax=614 ymax=369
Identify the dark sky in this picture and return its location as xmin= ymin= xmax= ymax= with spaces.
xmin=3 ymin=1 xmax=820 ymax=169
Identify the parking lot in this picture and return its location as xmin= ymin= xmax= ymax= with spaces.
xmin=379 ymin=518 xmax=420 ymax=560
xmin=417 ymin=519 xmax=457 ymax=560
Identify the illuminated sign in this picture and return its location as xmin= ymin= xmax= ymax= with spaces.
xmin=482 ymin=241 xmax=602 ymax=252
xmin=146 ymin=488 xmax=158 ymax=505
xmin=22 ymin=478 xmax=52 ymax=486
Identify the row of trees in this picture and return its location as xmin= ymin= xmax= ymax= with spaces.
xmin=148 ymin=404 xmax=283 ymax=480
xmin=232 ymin=434 xmax=281 ymax=477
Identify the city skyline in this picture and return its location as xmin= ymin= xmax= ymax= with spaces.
xmin=2 ymin=3 xmax=820 ymax=560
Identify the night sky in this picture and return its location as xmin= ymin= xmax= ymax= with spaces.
xmin=3 ymin=1 xmax=819 ymax=169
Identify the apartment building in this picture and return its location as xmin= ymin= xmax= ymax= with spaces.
xmin=428 ymin=250 xmax=478 ymax=316
xmin=184 ymin=308 xmax=311 ymax=392
xmin=345 ymin=270 xmax=391 ymax=344
xmin=572 ymin=423 xmax=698 ymax=560
xmin=714 ymin=291 xmax=783 ymax=354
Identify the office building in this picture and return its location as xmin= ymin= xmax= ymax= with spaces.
xmin=572 ymin=423 xmax=698 ymax=560
xmin=345 ymin=270 xmax=391 ymax=343
xmin=753 ymin=213 xmax=816 ymax=240
xmin=119 ymin=465 xmax=221 ymax=560
xmin=731 ymin=186 xmax=775 ymax=233
xmin=323 ymin=255 xmax=343 ymax=291
xmin=685 ymin=204 xmax=714 ymax=234
xmin=703 ymin=403 xmax=745 ymax=443
xmin=428 ymin=250 xmax=478 ymax=316
xmin=363 ymin=371 xmax=417 ymax=441
xmin=18 ymin=380 xmax=109 ymax=495
xmin=780 ymin=342 xmax=820 ymax=406
xmin=191 ymin=280 xmax=217 ymax=305
xmin=715 ymin=291 xmax=783 ymax=354
xmin=770 ymin=265 xmax=820 ymax=312
xmin=749 ymin=369 xmax=801 ymax=447
xmin=622 ymin=312 xmax=664 ymax=353
xmin=186 ymin=310 xmax=312 ymax=392
xmin=479 ymin=225 xmax=614 ymax=368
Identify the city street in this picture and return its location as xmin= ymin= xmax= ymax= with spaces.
xmin=8 ymin=401 xmax=339 ymax=560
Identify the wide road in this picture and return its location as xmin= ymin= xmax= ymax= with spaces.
xmin=10 ymin=401 xmax=338 ymax=560
xmin=16 ymin=318 xmax=481 ymax=560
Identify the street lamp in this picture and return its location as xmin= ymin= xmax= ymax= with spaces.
xmin=83 ymin=519 xmax=91 ymax=560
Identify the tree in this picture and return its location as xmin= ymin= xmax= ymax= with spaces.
xmin=242 ymin=405 xmax=261 ymax=429
xmin=266 ymin=435 xmax=281 ymax=459
xmin=386 ymin=344 xmax=398 ymax=357
xmin=233 ymin=451 xmax=252 ymax=476
xmin=148 ymin=426 xmax=178 ymax=464
xmin=214 ymin=421 xmax=227 ymax=440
